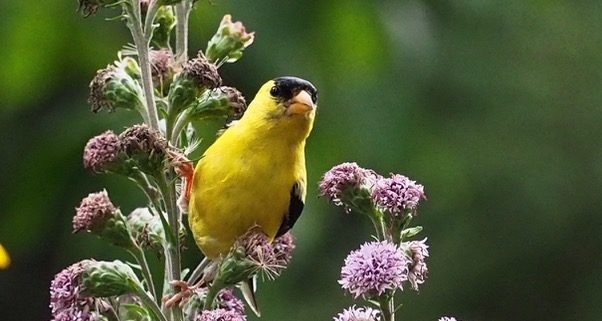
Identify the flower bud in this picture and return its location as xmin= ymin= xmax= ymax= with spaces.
xmin=78 ymin=0 xmax=121 ymax=17
xmin=187 ymin=86 xmax=246 ymax=121
xmin=333 ymin=306 xmax=381 ymax=321
xmin=50 ymin=260 xmax=98 ymax=319
xmin=151 ymin=6 xmax=176 ymax=48
xmin=127 ymin=208 xmax=165 ymax=250
xmin=215 ymin=228 xmax=293 ymax=286
xmin=73 ymin=190 xmax=134 ymax=248
xmin=88 ymin=64 xmax=144 ymax=114
xmin=119 ymin=124 xmax=168 ymax=175
xmin=371 ymin=174 xmax=426 ymax=217
xmin=83 ymin=131 xmax=130 ymax=174
xmin=168 ymin=56 xmax=221 ymax=115
xmin=206 ymin=15 xmax=255 ymax=64
xmin=319 ymin=162 xmax=380 ymax=214
xmin=149 ymin=49 xmax=175 ymax=90
xmin=80 ymin=260 xmax=142 ymax=297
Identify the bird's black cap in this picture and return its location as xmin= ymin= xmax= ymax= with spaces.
xmin=270 ymin=76 xmax=318 ymax=104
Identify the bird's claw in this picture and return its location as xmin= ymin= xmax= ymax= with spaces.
xmin=162 ymin=280 xmax=197 ymax=308
xmin=167 ymin=150 xmax=194 ymax=212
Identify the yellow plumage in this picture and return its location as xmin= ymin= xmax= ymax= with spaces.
xmin=188 ymin=77 xmax=317 ymax=259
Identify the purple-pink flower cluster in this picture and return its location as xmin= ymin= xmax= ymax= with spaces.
xmin=406 ymin=238 xmax=429 ymax=291
xmin=339 ymin=241 xmax=410 ymax=298
xmin=371 ymin=174 xmax=425 ymax=216
xmin=196 ymin=308 xmax=246 ymax=321
xmin=319 ymin=162 xmax=378 ymax=211
xmin=333 ymin=305 xmax=381 ymax=321
xmin=73 ymin=190 xmax=117 ymax=233
xmin=83 ymin=131 xmax=122 ymax=173
xmin=50 ymin=261 xmax=98 ymax=321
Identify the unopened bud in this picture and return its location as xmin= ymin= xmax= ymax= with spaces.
xmin=127 ymin=208 xmax=165 ymax=250
xmin=151 ymin=6 xmax=176 ymax=48
xmin=168 ymin=56 xmax=221 ymax=115
xmin=73 ymin=190 xmax=134 ymax=248
xmin=206 ymin=15 xmax=255 ymax=64
xmin=88 ymin=64 xmax=144 ymax=114
xmin=80 ymin=260 xmax=142 ymax=297
xmin=119 ymin=124 xmax=168 ymax=175
xmin=187 ymin=86 xmax=246 ymax=121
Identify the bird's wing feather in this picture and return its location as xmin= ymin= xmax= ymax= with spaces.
xmin=276 ymin=180 xmax=305 ymax=238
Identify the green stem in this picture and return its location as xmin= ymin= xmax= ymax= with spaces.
xmin=133 ymin=281 xmax=169 ymax=321
xmin=174 ymin=0 xmax=192 ymax=63
xmin=125 ymin=0 xmax=161 ymax=131
xmin=130 ymin=245 xmax=158 ymax=301
xmin=378 ymin=295 xmax=395 ymax=321
xmin=156 ymin=173 xmax=182 ymax=321
xmin=186 ymin=257 xmax=210 ymax=284
xmin=169 ymin=112 xmax=190 ymax=146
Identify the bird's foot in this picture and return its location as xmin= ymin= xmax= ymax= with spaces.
xmin=167 ymin=150 xmax=194 ymax=212
xmin=162 ymin=280 xmax=199 ymax=308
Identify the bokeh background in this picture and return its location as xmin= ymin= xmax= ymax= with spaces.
xmin=1 ymin=1 xmax=602 ymax=320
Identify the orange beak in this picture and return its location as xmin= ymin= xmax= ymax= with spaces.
xmin=286 ymin=90 xmax=316 ymax=116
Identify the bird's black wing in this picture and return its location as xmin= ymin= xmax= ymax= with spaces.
xmin=276 ymin=181 xmax=304 ymax=237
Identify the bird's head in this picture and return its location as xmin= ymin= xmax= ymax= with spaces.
xmin=241 ymin=76 xmax=318 ymax=139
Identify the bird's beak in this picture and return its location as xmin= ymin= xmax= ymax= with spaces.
xmin=286 ymin=90 xmax=316 ymax=116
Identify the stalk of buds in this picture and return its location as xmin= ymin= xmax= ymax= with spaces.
xmin=320 ymin=163 xmax=431 ymax=321
xmin=205 ymin=15 xmax=255 ymax=64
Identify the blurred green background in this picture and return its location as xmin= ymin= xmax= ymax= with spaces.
xmin=1 ymin=1 xmax=601 ymax=320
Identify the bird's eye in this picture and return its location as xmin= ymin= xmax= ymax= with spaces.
xmin=270 ymin=86 xmax=279 ymax=97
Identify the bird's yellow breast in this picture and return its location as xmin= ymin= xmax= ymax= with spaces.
xmin=188 ymin=122 xmax=307 ymax=259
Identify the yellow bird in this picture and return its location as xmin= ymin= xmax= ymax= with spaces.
xmin=188 ymin=76 xmax=318 ymax=259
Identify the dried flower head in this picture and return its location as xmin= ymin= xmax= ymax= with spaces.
xmin=169 ymin=56 xmax=221 ymax=114
xmin=220 ymin=86 xmax=247 ymax=119
xmin=371 ymin=174 xmax=425 ymax=216
xmin=206 ymin=14 xmax=255 ymax=64
xmin=83 ymin=130 xmax=124 ymax=173
xmin=333 ymin=306 xmax=381 ymax=321
xmin=196 ymin=308 xmax=246 ymax=321
xmin=73 ymin=190 xmax=117 ymax=233
xmin=149 ymin=49 xmax=174 ymax=85
xmin=187 ymin=86 xmax=247 ymax=121
xmin=88 ymin=64 xmax=144 ymax=113
xmin=50 ymin=260 xmax=99 ymax=321
xmin=119 ymin=124 xmax=168 ymax=174
xmin=339 ymin=241 xmax=410 ymax=299
xmin=78 ymin=0 xmax=119 ymax=17
xmin=272 ymin=232 xmax=295 ymax=266
xmin=319 ymin=162 xmax=378 ymax=213
xmin=405 ymin=238 xmax=429 ymax=291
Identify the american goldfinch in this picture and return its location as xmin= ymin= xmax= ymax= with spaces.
xmin=188 ymin=76 xmax=318 ymax=259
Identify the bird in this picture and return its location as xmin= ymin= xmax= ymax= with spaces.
xmin=187 ymin=76 xmax=317 ymax=260
xmin=167 ymin=76 xmax=317 ymax=313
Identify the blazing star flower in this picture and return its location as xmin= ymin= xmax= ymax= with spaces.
xmin=216 ymin=288 xmax=245 ymax=315
xmin=405 ymin=238 xmax=429 ymax=291
xmin=83 ymin=130 xmax=124 ymax=174
xmin=119 ymin=124 xmax=168 ymax=175
xmin=333 ymin=306 xmax=381 ymax=321
xmin=50 ymin=261 xmax=96 ymax=319
xmin=73 ymin=190 xmax=117 ymax=233
xmin=371 ymin=174 xmax=425 ymax=216
xmin=196 ymin=308 xmax=246 ymax=321
xmin=339 ymin=241 xmax=410 ymax=299
xmin=169 ymin=56 xmax=222 ymax=114
xmin=272 ymin=232 xmax=295 ymax=266
xmin=319 ymin=162 xmax=379 ymax=212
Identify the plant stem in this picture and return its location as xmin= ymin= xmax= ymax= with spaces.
xmin=186 ymin=257 xmax=210 ymax=284
xmin=169 ymin=112 xmax=190 ymax=146
xmin=133 ymin=281 xmax=169 ymax=321
xmin=156 ymin=173 xmax=183 ymax=321
xmin=130 ymin=245 xmax=158 ymax=301
xmin=175 ymin=0 xmax=192 ymax=63
xmin=378 ymin=295 xmax=395 ymax=321
xmin=126 ymin=0 xmax=161 ymax=131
